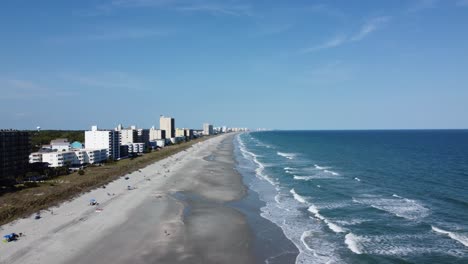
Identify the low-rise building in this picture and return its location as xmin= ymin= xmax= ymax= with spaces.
xmin=29 ymin=152 xmax=43 ymax=163
xmin=30 ymin=148 xmax=107 ymax=167
xmin=50 ymin=138 xmax=70 ymax=152
xmin=41 ymin=151 xmax=76 ymax=167
xmin=126 ymin=143 xmax=145 ymax=153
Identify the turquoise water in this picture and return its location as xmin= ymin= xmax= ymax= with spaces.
xmin=235 ymin=130 xmax=468 ymax=264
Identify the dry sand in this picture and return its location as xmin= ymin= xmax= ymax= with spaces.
xmin=0 ymin=133 xmax=254 ymax=264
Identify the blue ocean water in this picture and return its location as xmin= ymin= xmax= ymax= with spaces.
xmin=235 ymin=130 xmax=468 ymax=264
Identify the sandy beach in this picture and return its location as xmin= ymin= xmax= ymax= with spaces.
xmin=0 ymin=133 xmax=255 ymax=264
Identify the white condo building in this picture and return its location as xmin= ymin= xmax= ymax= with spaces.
xmin=203 ymin=123 xmax=214 ymax=136
xmin=149 ymin=127 xmax=165 ymax=140
xmin=85 ymin=125 xmax=120 ymax=160
xmin=160 ymin=116 xmax=175 ymax=139
xmin=30 ymin=148 xmax=107 ymax=167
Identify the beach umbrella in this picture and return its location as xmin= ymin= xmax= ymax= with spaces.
xmin=90 ymin=198 xmax=96 ymax=203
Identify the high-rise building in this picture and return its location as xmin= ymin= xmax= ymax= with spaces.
xmin=137 ymin=129 xmax=150 ymax=144
xmin=85 ymin=126 xmax=120 ymax=160
xmin=203 ymin=123 xmax=214 ymax=136
xmin=149 ymin=127 xmax=166 ymax=140
xmin=184 ymin=129 xmax=193 ymax=139
xmin=160 ymin=116 xmax=175 ymax=139
xmin=0 ymin=130 xmax=31 ymax=185
xmin=119 ymin=128 xmax=138 ymax=145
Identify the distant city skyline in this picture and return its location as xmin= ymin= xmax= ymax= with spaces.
xmin=1 ymin=0 xmax=467 ymax=130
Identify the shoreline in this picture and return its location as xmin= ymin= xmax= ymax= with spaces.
xmin=0 ymin=133 xmax=259 ymax=263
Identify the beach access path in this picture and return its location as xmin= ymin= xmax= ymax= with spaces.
xmin=0 ymin=133 xmax=254 ymax=264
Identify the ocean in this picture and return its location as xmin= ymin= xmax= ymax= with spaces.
xmin=234 ymin=130 xmax=468 ymax=264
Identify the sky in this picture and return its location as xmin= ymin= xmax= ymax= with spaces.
xmin=1 ymin=0 xmax=468 ymax=130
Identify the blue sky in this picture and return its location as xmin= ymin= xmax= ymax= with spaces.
xmin=1 ymin=0 xmax=467 ymax=130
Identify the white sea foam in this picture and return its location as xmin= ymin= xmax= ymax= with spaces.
xmin=335 ymin=219 xmax=368 ymax=226
xmin=294 ymin=175 xmax=314 ymax=181
xmin=314 ymin=164 xmax=329 ymax=170
xmin=237 ymin=136 xmax=276 ymax=186
xmin=317 ymin=185 xmax=321 ymax=188
xmin=290 ymin=189 xmax=307 ymax=204
xmin=354 ymin=177 xmax=361 ymax=181
xmin=293 ymin=174 xmax=338 ymax=180
xmin=277 ymin=152 xmax=296 ymax=160
xmin=392 ymin=194 xmax=402 ymax=198
xmin=300 ymin=230 xmax=315 ymax=252
xmin=432 ymin=226 xmax=468 ymax=247
xmin=341 ymin=232 xmax=467 ymax=257
xmin=307 ymin=205 xmax=345 ymax=233
xmin=345 ymin=233 xmax=364 ymax=254
xmin=352 ymin=195 xmax=429 ymax=220
xmin=324 ymin=170 xmax=340 ymax=176
xmin=307 ymin=205 xmax=320 ymax=215
xmin=325 ymin=221 xmax=345 ymax=233
xmin=274 ymin=194 xmax=281 ymax=204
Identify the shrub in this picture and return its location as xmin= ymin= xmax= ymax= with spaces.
xmin=78 ymin=170 xmax=85 ymax=175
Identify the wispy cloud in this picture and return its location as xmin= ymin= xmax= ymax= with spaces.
xmin=300 ymin=35 xmax=347 ymax=53
xmin=350 ymin=16 xmax=391 ymax=42
xmin=47 ymin=28 xmax=167 ymax=44
xmin=88 ymin=0 xmax=254 ymax=17
xmin=301 ymin=16 xmax=391 ymax=54
xmin=174 ymin=3 xmax=253 ymax=16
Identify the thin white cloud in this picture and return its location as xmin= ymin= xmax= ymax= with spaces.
xmin=301 ymin=35 xmax=347 ymax=53
xmin=301 ymin=16 xmax=391 ymax=54
xmin=350 ymin=16 xmax=391 ymax=42
xmin=175 ymin=3 xmax=253 ymax=17
xmin=89 ymin=0 xmax=254 ymax=17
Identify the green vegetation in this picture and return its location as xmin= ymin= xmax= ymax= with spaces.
xmin=0 ymin=136 xmax=211 ymax=225
xmin=30 ymin=130 xmax=84 ymax=151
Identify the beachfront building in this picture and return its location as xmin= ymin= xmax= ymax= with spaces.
xmin=32 ymin=148 xmax=107 ymax=167
xmin=70 ymin=141 xmax=84 ymax=149
xmin=175 ymin=128 xmax=186 ymax=138
xmin=203 ymin=123 xmax=214 ymax=136
xmin=149 ymin=139 xmax=166 ymax=149
xmin=119 ymin=127 xmax=138 ymax=145
xmin=29 ymin=152 xmax=43 ymax=163
xmin=82 ymin=149 xmax=107 ymax=164
xmin=41 ymin=151 xmax=76 ymax=167
xmin=137 ymin=129 xmax=150 ymax=144
xmin=149 ymin=127 xmax=166 ymax=140
xmin=160 ymin=116 xmax=175 ymax=139
xmin=0 ymin=130 xmax=31 ymax=185
xmin=85 ymin=126 xmax=120 ymax=160
xmin=185 ymin=129 xmax=193 ymax=139
xmin=50 ymin=138 xmax=70 ymax=152
xmin=126 ymin=143 xmax=145 ymax=154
